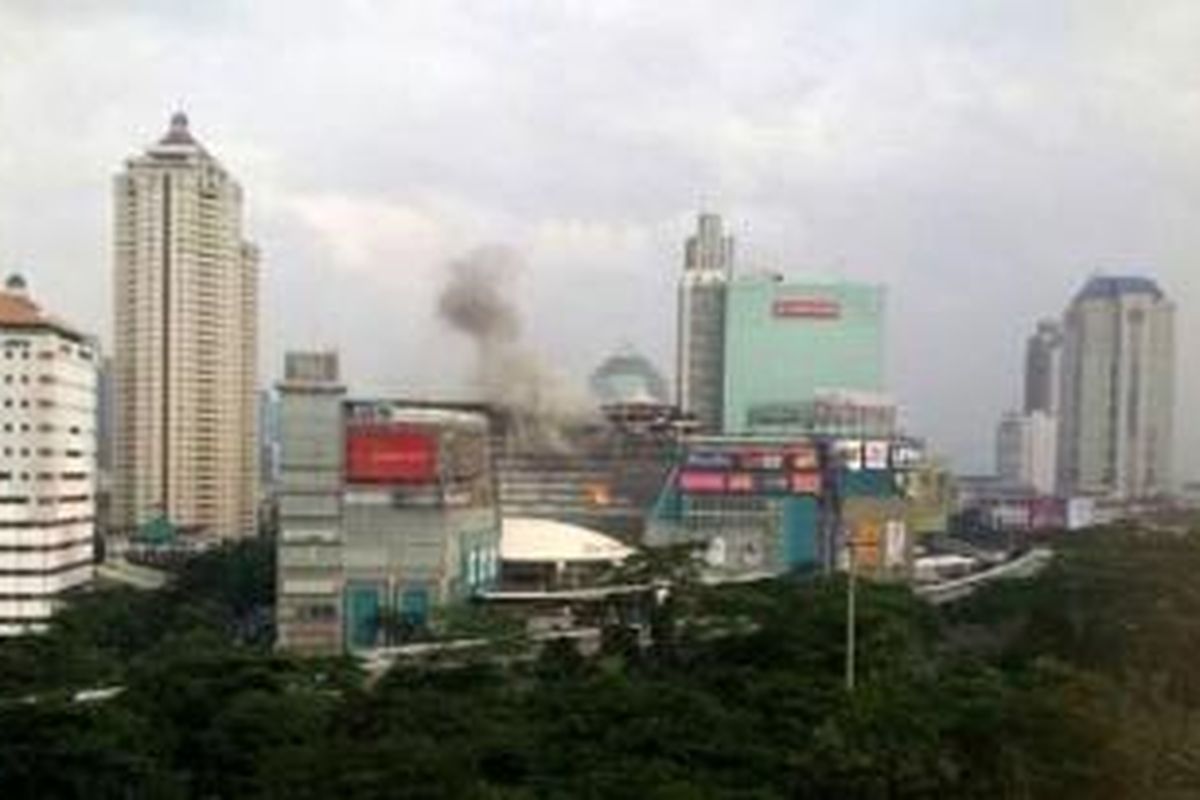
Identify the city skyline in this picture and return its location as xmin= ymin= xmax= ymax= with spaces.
xmin=3 ymin=2 xmax=1200 ymax=475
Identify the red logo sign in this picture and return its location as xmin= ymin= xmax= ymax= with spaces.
xmin=346 ymin=427 xmax=438 ymax=484
xmin=678 ymin=471 xmax=727 ymax=493
xmin=772 ymin=298 xmax=841 ymax=319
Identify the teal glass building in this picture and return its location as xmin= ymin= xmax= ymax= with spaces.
xmin=722 ymin=277 xmax=886 ymax=434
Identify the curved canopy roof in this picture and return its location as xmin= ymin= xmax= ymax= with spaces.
xmin=500 ymin=517 xmax=634 ymax=564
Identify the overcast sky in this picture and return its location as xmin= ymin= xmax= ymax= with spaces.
xmin=2 ymin=0 xmax=1198 ymax=474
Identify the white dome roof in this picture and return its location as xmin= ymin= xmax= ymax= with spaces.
xmin=500 ymin=517 xmax=635 ymax=564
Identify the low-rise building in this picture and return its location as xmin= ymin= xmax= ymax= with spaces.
xmin=647 ymin=435 xmax=918 ymax=581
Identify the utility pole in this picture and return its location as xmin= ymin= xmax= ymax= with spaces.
xmin=845 ymin=530 xmax=857 ymax=692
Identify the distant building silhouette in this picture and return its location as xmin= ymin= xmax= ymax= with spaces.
xmin=676 ymin=213 xmax=733 ymax=431
xmin=1057 ymin=276 xmax=1174 ymax=498
xmin=1023 ymin=319 xmax=1062 ymax=415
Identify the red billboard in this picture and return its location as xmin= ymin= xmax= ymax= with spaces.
xmin=345 ymin=426 xmax=438 ymax=484
xmin=790 ymin=472 xmax=823 ymax=495
xmin=772 ymin=298 xmax=841 ymax=319
xmin=679 ymin=471 xmax=727 ymax=493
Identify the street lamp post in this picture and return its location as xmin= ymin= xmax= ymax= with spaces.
xmin=844 ymin=529 xmax=857 ymax=692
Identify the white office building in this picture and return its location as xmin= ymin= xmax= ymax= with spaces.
xmin=0 ymin=275 xmax=97 ymax=635
xmin=995 ymin=410 xmax=1057 ymax=496
xmin=1057 ymin=276 xmax=1174 ymax=499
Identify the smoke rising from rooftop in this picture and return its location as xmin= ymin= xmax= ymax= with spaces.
xmin=437 ymin=246 xmax=593 ymax=450
xmin=438 ymin=247 xmax=521 ymax=346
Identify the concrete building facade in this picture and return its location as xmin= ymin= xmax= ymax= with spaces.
xmin=1057 ymin=276 xmax=1174 ymax=499
xmin=0 ymin=276 xmax=97 ymax=635
xmin=995 ymin=410 xmax=1057 ymax=495
xmin=676 ymin=213 xmax=733 ymax=431
xmin=112 ymin=112 xmax=259 ymax=538
xmin=1024 ymin=319 xmax=1063 ymax=415
xmin=648 ymin=435 xmax=917 ymax=581
xmin=276 ymin=353 xmax=501 ymax=655
xmin=722 ymin=277 xmax=886 ymax=435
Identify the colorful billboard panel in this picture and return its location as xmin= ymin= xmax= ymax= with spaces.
xmin=790 ymin=472 xmax=823 ymax=495
xmin=788 ymin=445 xmax=820 ymax=471
xmin=890 ymin=441 xmax=923 ymax=469
xmin=739 ymin=450 xmax=786 ymax=471
xmin=852 ymin=520 xmax=883 ymax=569
xmin=678 ymin=471 xmax=727 ymax=493
xmin=346 ymin=426 xmax=438 ymax=484
xmin=685 ymin=451 xmax=734 ymax=470
xmin=757 ymin=474 xmax=790 ymax=494
xmin=864 ymin=440 xmax=890 ymax=470
xmin=834 ymin=439 xmax=864 ymax=471
xmin=727 ymin=473 xmax=755 ymax=493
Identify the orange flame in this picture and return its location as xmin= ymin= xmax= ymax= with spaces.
xmin=585 ymin=483 xmax=612 ymax=507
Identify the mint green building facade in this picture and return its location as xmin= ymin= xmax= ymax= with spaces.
xmin=722 ymin=277 xmax=886 ymax=433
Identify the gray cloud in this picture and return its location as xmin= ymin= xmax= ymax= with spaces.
xmin=2 ymin=1 xmax=1199 ymax=475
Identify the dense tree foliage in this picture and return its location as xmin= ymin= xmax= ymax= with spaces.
xmin=2 ymin=527 xmax=1198 ymax=798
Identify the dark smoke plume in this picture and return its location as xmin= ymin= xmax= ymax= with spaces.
xmin=438 ymin=247 xmax=521 ymax=345
xmin=437 ymin=246 xmax=593 ymax=451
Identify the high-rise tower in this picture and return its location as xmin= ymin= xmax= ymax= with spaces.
xmin=113 ymin=113 xmax=259 ymax=538
xmin=1057 ymin=276 xmax=1174 ymax=499
xmin=676 ymin=212 xmax=733 ymax=431
xmin=1023 ymin=319 xmax=1063 ymax=415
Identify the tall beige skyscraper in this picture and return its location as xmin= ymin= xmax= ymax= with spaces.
xmin=113 ymin=113 xmax=259 ymax=538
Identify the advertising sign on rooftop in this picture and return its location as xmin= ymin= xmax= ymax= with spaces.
xmin=685 ymin=451 xmax=734 ymax=470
